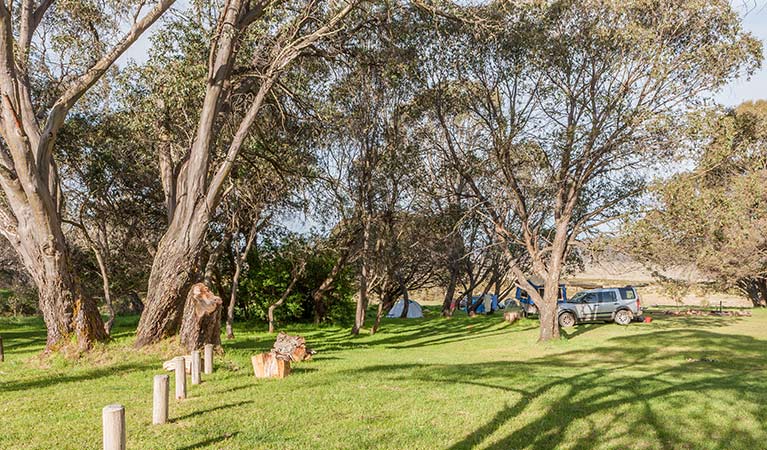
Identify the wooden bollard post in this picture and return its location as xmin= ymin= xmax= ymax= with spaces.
xmin=204 ymin=344 xmax=213 ymax=374
xmin=174 ymin=357 xmax=186 ymax=400
xmin=191 ymin=350 xmax=201 ymax=385
xmin=0 ymin=335 xmax=4 ymax=362
xmin=102 ymin=404 xmax=126 ymax=450
xmin=152 ymin=375 xmax=169 ymax=425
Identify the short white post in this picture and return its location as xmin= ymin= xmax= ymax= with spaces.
xmin=191 ymin=350 xmax=201 ymax=385
xmin=102 ymin=404 xmax=126 ymax=450
xmin=204 ymin=344 xmax=213 ymax=374
xmin=174 ymin=356 xmax=186 ymax=400
xmin=152 ymin=374 xmax=169 ymax=424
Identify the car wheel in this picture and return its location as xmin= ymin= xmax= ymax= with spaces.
xmin=558 ymin=311 xmax=576 ymax=328
xmin=614 ymin=309 xmax=633 ymax=326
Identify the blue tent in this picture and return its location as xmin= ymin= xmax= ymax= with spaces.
xmin=461 ymin=294 xmax=499 ymax=313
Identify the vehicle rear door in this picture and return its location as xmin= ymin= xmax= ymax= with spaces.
xmin=596 ymin=290 xmax=619 ymax=321
xmin=574 ymin=292 xmax=599 ymax=321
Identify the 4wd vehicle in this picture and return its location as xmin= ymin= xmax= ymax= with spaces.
xmin=557 ymin=286 xmax=642 ymax=327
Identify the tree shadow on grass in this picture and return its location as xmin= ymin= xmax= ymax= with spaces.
xmin=223 ymin=315 xmax=516 ymax=356
xmin=0 ymin=361 xmax=156 ymax=393
xmin=173 ymin=401 xmax=254 ymax=421
xmin=176 ymin=432 xmax=240 ymax=450
xmin=347 ymin=328 xmax=767 ymax=449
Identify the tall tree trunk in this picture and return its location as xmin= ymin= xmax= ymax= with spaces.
xmin=441 ymin=268 xmax=458 ymax=317
xmin=353 ymin=218 xmax=371 ymax=335
xmin=399 ymin=284 xmax=410 ymax=318
xmin=370 ymin=292 xmax=394 ymax=335
xmin=0 ymin=0 xmax=176 ymax=352
xmin=92 ymin=247 xmax=115 ymax=335
xmin=226 ymin=220 xmax=258 ymax=339
xmin=226 ymin=258 xmax=242 ymax=339
xmin=135 ymin=216 xmax=207 ymax=347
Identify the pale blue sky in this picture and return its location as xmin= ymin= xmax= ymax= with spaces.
xmin=715 ymin=2 xmax=767 ymax=105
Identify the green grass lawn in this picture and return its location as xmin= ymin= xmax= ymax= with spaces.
xmin=1 ymin=308 xmax=767 ymax=449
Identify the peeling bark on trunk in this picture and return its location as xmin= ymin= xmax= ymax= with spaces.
xmin=7 ymin=221 xmax=108 ymax=351
xmin=0 ymin=0 xmax=176 ymax=351
xmin=179 ymin=283 xmax=222 ymax=352
xmin=135 ymin=224 xmax=204 ymax=347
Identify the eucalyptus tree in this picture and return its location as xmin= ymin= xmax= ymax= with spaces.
xmin=0 ymin=0 xmax=177 ymax=350
xmin=58 ymin=110 xmax=166 ymax=334
xmin=623 ymin=101 xmax=767 ymax=306
xmin=430 ymin=0 xmax=760 ymax=340
xmin=134 ymin=0 xmax=359 ymax=346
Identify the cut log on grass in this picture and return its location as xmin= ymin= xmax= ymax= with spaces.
xmin=504 ymin=311 xmax=520 ymax=324
xmin=179 ymin=283 xmax=223 ymax=352
xmin=252 ymin=352 xmax=291 ymax=379
xmin=271 ymin=332 xmax=315 ymax=361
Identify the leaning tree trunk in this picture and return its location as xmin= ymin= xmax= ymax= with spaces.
xmin=441 ymin=269 xmax=458 ymax=317
xmin=267 ymin=270 xmax=303 ymax=334
xmin=135 ymin=216 xmax=207 ymax=347
xmin=92 ymin=247 xmax=115 ymax=335
xmin=371 ymin=293 xmax=396 ymax=335
xmin=312 ymin=251 xmax=349 ymax=325
xmin=179 ymin=283 xmax=223 ymax=352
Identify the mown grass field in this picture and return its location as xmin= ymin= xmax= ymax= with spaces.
xmin=1 ymin=308 xmax=767 ymax=449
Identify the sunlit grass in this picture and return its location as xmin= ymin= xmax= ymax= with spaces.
xmin=1 ymin=308 xmax=766 ymax=449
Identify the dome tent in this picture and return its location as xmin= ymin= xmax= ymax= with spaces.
xmin=386 ymin=299 xmax=424 ymax=318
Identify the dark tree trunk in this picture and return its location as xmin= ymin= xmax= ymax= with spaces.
xmin=268 ymin=268 xmax=303 ymax=334
xmin=756 ymin=278 xmax=767 ymax=307
xmin=312 ymin=251 xmax=349 ymax=325
xmin=371 ymin=293 xmax=396 ymax=335
xmin=179 ymin=283 xmax=222 ymax=352
xmin=399 ymin=285 xmax=410 ymax=318
xmin=441 ymin=269 xmax=458 ymax=317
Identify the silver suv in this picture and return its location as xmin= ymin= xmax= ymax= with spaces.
xmin=558 ymin=287 xmax=642 ymax=327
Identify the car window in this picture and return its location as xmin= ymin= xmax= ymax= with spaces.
xmin=618 ymin=287 xmax=636 ymax=300
xmin=581 ymin=293 xmax=598 ymax=304
xmin=599 ymin=291 xmax=617 ymax=303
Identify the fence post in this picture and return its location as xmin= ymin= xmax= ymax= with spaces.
xmin=204 ymin=344 xmax=213 ymax=374
xmin=0 ymin=335 xmax=4 ymax=362
xmin=191 ymin=350 xmax=201 ymax=385
xmin=174 ymin=356 xmax=186 ymax=400
xmin=102 ymin=404 xmax=126 ymax=450
xmin=152 ymin=375 xmax=169 ymax=425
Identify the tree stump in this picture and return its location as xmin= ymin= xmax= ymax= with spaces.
xmin=252 ymin=352 xmax=291 ymax=379
xmin=504 ymin=311 xmax=520 ymax=324
xmin=179 ymin=283 xmax=222 ymax=352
